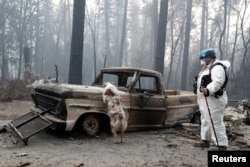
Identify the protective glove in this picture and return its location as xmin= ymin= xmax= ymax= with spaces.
xmin=201 ymin=87 xmax=209 ymax=96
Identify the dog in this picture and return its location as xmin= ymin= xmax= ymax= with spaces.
xmin=103 ymin=82 xmax=127 ymax=143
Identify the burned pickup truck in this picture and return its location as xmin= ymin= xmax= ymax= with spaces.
xmin=8 ymin=68 xmax=199 ymax=144
xmin=27 ymin=67 xmax=199 ymax=135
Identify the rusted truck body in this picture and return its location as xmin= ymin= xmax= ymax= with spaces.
xmin=31 ymin=67 xmax=199 ymax=135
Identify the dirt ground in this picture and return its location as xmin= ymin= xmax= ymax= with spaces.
xmin=0 ymin=100 xmax=250 ymax=167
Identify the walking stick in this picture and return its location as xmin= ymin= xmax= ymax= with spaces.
xmin=204 ymin=96 xmax=220 ymax=151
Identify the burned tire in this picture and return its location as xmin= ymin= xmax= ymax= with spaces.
xmin=192 ymin=112 xmax=201 ymax=125
xmin=82 ymin=115 xmax=101 ymax=135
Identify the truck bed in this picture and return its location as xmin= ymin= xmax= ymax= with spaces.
xmin=164 ymin=90 xmax=197 ymax=109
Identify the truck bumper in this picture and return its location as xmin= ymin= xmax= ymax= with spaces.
xmin=31 ymin=106 xmax=66 ymax=131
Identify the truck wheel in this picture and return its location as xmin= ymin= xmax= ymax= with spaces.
xmin=82 ymin=115 xmax=100 ymax=135
xmin=193 ymin=112 xmax=201 ymax=125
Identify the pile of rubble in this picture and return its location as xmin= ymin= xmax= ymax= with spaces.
xmin=224 ymin=99 xmax=250 ymax=131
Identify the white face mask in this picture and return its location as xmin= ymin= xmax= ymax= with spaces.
xmin=200 ymin=60 xmax=205 ymax=65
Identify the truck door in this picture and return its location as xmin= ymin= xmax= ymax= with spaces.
xmin=128 ymin=74 xmax=166 ymax=128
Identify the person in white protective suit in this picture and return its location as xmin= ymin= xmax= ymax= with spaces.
xmin=193 ymin=48 xmax=230 ymax=151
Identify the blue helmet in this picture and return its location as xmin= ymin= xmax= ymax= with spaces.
xmin=199 ymin=48 xmax=216 ymax=59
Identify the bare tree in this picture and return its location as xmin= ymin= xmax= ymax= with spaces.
xmin=229 ymin=14 xmax=239 ymax=95
xmin=17 ymin=0 xmax=25 ymax=80
xmin=15 ymin=0 xmax=40 ymax=80
xmin=55 ymin=1 xmax=66 ymax=58
xmin=34 ymin=1 xmax=41 ymax=75
xmin=85 ymin=1 xmax=100 ymax=79
xmin=1 ymin=0 xmax=6 ymax=82
xmin=225 ymin=0 xmax=231 ymax=57
xmin=219 ymin=0 xmax=228 ymax=59
xmin=150 ymin=0 xmax=158 ymax=69
xmin=68 ymin=0 xmax=86 ymax=84
xmin=118 ymin=0 xmax=128 ymax=67
xmin=154 ymin=0 xmax=169 ymax=74
xmin=104 ymin=0 xmax=111 ymax=66
xmin=200 ymin=0 xmax=206 ymax=50
xmin=238 ymin=0 xmax=250 ymax=97
xmin=180 ymin=0 xmax=193 ymax=90
xmin=166 ymin=1 xmax=185 ymax=88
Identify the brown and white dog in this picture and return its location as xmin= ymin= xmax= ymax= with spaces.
xmin=103 ymin=82 xmax=127 ymax=143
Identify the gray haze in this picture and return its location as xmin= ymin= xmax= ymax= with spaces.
xmin=0 ymin=0 xmax=250 ymax=99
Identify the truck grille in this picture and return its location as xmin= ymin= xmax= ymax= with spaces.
xmin=34 ymin=93 xmax=60 ymax=114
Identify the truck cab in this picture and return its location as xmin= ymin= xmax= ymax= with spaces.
xmin=93 ymin=67 xmax=167 ymax=130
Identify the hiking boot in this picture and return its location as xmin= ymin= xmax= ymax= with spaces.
xmin=208 ymin=145 xmax=227 ymax=151
xmin=193 ymin=140 xmax=210 ymax=148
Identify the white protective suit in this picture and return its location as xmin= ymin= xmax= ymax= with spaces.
xmin=196 ymin=59 xmax=230 ymax=147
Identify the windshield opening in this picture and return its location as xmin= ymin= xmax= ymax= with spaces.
xmin=92 ymin=71 xmax=137 ymax=88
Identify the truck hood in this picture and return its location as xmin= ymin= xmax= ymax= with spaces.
xmin=34 ymin=83 xmax=103 ymax=99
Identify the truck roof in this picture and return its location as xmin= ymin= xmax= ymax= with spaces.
xmin=101 ymin=67 xmax=162 ymax=78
